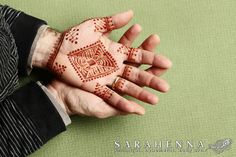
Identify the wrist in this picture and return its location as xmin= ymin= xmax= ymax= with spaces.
xmin=46 ymin=83 xmax=68 ymax=115
xmin=32 ymin=27 xmax=62 ymax=69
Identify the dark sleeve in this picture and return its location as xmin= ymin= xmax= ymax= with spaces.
xmin=0 ymin=5 xmax=46 ymax=75
xmin=0 ymin=82 xmax=66 ymax=157
xmin=10 ymin=82 xmax=66 ymax=144
xmin=0 ymin=5 xmax=66 ymax=157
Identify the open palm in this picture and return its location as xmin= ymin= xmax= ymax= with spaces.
xmin=47 ymin=11 xmax=172 ymax=115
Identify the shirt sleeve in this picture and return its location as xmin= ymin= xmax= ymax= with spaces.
xmin=0 ymin=5 xmax=71 ymax=126
xmin=37 ymin=81 xmax=71 ymax=126
xmin=0 ymin=5 xmax=70 ymax=156
xmin=0 ymin=81 xmax=67 ymax=157
xmin=0 ymin=5 xmax=47 ymax=75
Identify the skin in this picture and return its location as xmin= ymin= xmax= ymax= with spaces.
xmin=47 ymin=26 xmax=171 ymax=118
xmin=33 ymin=10 xmax=172 ymax=116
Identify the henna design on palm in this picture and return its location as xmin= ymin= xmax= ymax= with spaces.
xmin=122 ymin=66 xmax=133 ymax=78
xmin=65 ymin=28 xmax=79 ymax=44
xmin=47 ymin=34 xmax=63 ymax=70
xmin=93 ymin=17 xmax=115 ymax=32
xmin=67 ymin=40 xmax=119 ymax=82
xmin=117 ymin=45 xmax=129 ymax=56
xmin=114 ymin=78 xmax=126 ymax=90
xmin=117 ymin=45 xmax=138 ymax=61
xmin=94 ymin=83 xmax=113 ymax=100
xmin=127 ymin=47 xmax=138 ymax=61
xmin=52 ymin=62 xmax=67 ymax=76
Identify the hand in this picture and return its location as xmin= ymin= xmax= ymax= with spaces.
xmin=47 ymin=24 xmax=169 ymax=117
xmin=33 ymin=10 xmax=172 ymax=115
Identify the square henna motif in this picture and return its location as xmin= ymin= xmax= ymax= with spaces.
xmin=67 ymin=41 xmax=118 ymax=82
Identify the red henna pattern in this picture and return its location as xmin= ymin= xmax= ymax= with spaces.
xmin=117 ymin=45 xmax=129 ymax=56
xmin=114 ymin=78 xmax=126 ymax=90
xmin=117 ymin=45 xmax=138 ymax=61
xmin=52 ymin=62 xmax=67 ymax=76
xmin=122 ymin=66 xmax=133 ymax=78
xmin=47 ymin=34 xmax=64 ymax=70
xmin=93 ymin=16 xmax=115 ymax=32
xmin=65 ymin=28 xmax=79 ymax=44
xmin=67 ymin=40 xmax=119 ymax=82
xmin=94 ymin=83 xmax=113 ymax=100
xmin=127 ymin=48 xmax=138 ymax=61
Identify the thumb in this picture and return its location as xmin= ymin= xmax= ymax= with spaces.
xmin=112 ymin=10 xmax=134 ymax=29
xmin=95 ymin=10 xmax=134 ymax=34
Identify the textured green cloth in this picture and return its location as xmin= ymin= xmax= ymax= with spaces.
xmin=2 ymin=0 xmax=236 ymax=156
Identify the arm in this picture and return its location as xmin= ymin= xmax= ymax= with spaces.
xmin=0 ymin=5 xmax=69 ymax=156
xmin=0 ymin=5 xmax=46 ymax=75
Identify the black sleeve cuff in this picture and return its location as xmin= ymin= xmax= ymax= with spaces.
xmin=10 ymin=81 xmax=66 ymax=143
xmin=10 ymin=13 xmax=47 ymax=75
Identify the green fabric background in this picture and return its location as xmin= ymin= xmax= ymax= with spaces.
xmin=1 ymin=0 xmax=236 ymax=156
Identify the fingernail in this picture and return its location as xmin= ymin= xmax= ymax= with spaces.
xmin=148 ymin=95 xmax=159 ymax=104
xmin=160 ymin=82 xmax=170 ymax=92
xmin=163 ymin=58 xmax=172 ymax=68
xmin=167 ymin=60 xmax=172 ymax=68
xmin=136 ymin=108 xmax=145 ymax=115
xmin=132 ymin=24 xmax=142 ymax=33
xmin=152 ymin=34 xmax=160 ymax=43
xmin=125 ymin=9 xmax=134 ymax=15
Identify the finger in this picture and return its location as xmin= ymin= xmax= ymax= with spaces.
xmin=112 ymin=41 xmax=171 ymax=69
xmin=93 ymin=83 xmax=145 ymax=115
xmin=129 ymin=100 xmax=145 ymax=115
xmin=111 ymin=10 xmax=134 ymax=30
xmin=112 ymin=77 xmax=158 ymax=104
xmin=118 ymin=24 xmax=142 ymax=46
xmin=145 ymin=67 xmax=167 ymax=76
xmin=126 ymin=34 xmax=160 ymax=67
xmin=122 ymin=65 xmax=169 ymax=92
xmin=94 ymin=101 xmax=129 ymax=118
xmin=126 ymin=48 xmax=172 ymax=69
xmin=139 ymin=34 xmax=160 ymax=51
xmin=94 ymin=10 xmax=134 ymax=33
xmin=139 ymin=35 xmax=168 ymax=76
